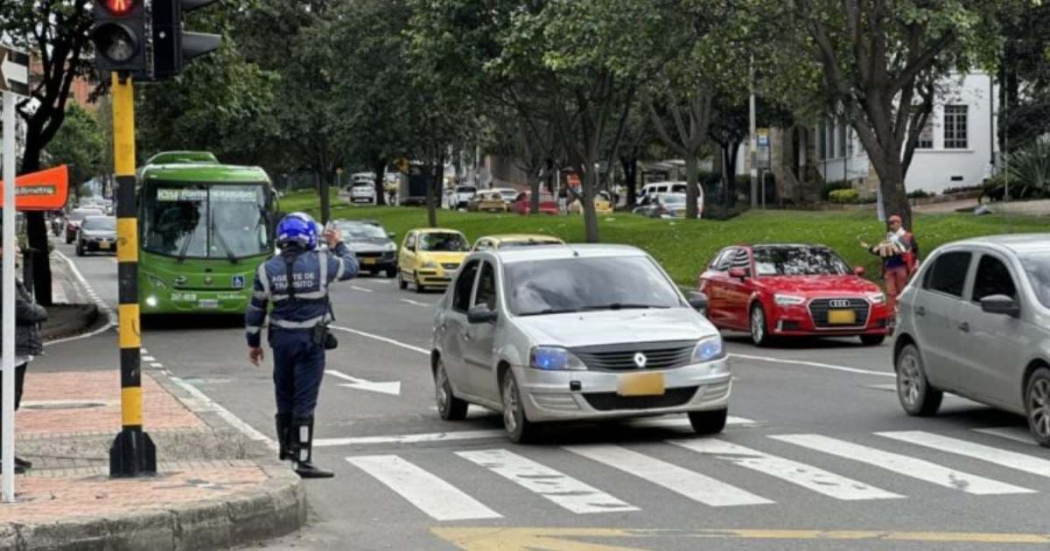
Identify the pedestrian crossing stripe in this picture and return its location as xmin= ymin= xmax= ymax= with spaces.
xmin=877 ymin=431 xmax=1050 ymax=478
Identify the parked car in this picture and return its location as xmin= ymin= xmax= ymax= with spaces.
xmin=894 ymin=234 xmax=1050 ymax=447
xmin=568 ymin=191 xmax=614 ymax=215
xmin=639 ymin=181 xmax=687 ymax=202
xmin=472 ymin=234 xmax=565 ymax=252
xmin=65 ymin=207 xmax=104 ymax=244
xmin=467 ymin=190 xmax=509 ymax=213
xmin=337 ymin=219 xmax=397 ymax=277
xmin=431 ymin=244 xmax=722 ymax=443
xmin=75 ymin=216 xmax=117 ymax=256
xmin=397 ymin=228 xmax=471 ymax=292
xmin=698 ymin=244 xmax=893 ymax=346
xmin=492 ymin=187 xmax=520 ymax=204
xmin=347 ymin=182 xmax=376 ymax=205
xmin=635 ymin=192 xmax=689 ymax=218
xmin=444 ymin=185 xmax=478 ymax=210
xmin=512 ymin=191 xmax=559 ymax=215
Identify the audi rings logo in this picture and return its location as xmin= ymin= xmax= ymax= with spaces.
xmin=633 ymin=352 xmax=648 ymax=368
xmin=828 ymin=299 xmax=852 ymax=308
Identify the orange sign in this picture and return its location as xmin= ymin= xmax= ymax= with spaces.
xmin=0 ymin=165 xmax=70 ymax=211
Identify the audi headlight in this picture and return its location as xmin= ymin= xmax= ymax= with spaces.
xmin=530 ymin=346 xmax=586 ymax=371
xmin=868 ymin=292 xmax=886 ymax=305
xmin=774 ymin=294 xmax=806 ymax=306
xmin=422 ymin=260 xmax=437 ymax=269
xmin=692 ymin=335 xmax=726 ymax=362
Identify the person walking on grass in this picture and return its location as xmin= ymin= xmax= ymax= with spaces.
xmin=860 ymin=214 xmax=920 ymax=313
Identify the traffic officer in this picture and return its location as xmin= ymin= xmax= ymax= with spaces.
xmin=246 ymin=212 xmax=358 ymax=478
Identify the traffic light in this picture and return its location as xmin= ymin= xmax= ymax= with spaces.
xmin=152 ymin=0 xmax=223 ymax=80
xmin=90 ymin=0 xmax=149 ymax=76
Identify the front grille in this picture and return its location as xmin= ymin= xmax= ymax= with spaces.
xmin=583 ymin=386 xmax=698 ymax=411
xmin=808 ymin=298 xmax=870 ymax=328
xmin=441 ymin=263 xmax=460 ymax=270
xmin=356 ymin=252 xmax=382 ymax=258
xmin=571 ymin=340 xmax=696 ymax=371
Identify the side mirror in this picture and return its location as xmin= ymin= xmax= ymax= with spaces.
xmin=980 ymin=295 xmax=1021 ymax=317
xmin=687 ymin=292 xmax=709 ymax=313
xmin=853 ymin=266 xmax=866 ymax=277
xmin=467 ymin=305 xmax=498 ymax=324
xmin=728 ymin=267 xmax=748 ymax=280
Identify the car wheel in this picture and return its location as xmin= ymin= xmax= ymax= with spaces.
xmin=501 ymin=370 xmax=539 ymax=444
xmin=860 ymin=335 xmax=886 ymax=346
xmin=398 ymin=270 xmax=408 ymax=290
xmin=1024 ymin=367 xmax=1050 ymax=448
xmin=414 ymin=271 xmax=426 ymax=293
xmin=688 ymin=408 xmax=728 ymax=435
xmin=749 ymin=304 xmax=771 ymax=347
xmin=434 ymin=359 xmax=468 ymax=421
xmin=75 ymin=243 xmax=84 ymax=256
xmin=895 ymin=344 xmax=942 ymax=416
xmin=386 ymin=267 xmax=397 ymax=278
xmin=65 ymin=235 xmax=73 ymax=245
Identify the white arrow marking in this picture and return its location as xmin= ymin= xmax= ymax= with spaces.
xmin=1 ymin=53 xmax=28 ymax=86
xmin=326 ymin=369 xmax=401 ymax=396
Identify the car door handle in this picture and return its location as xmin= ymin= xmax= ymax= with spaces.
xmin=915 ymin=306 xmax=925 ymax=317
xmin=958 ymin=322 xmax=970 ymax=333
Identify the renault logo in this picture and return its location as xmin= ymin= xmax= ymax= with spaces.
xmin=633 ymin=352 xmax=648 ymax=368
xmin=828 ymin=299 xmax=852 ymax=308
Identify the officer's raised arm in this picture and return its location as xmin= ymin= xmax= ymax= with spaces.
xmin=323 ymin=226 xmax=359 ymax=283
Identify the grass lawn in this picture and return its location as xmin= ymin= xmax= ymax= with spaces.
xmin=278 ymin=191 xmax=1050 ymax=285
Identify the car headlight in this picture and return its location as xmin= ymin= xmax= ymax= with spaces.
xmin=384 ymin=242 xmax=397 ymax=251
xmin=422 ymin=260 xmax=437 ymax=269
xmin=774 ymin=294 xmax=806 ymax=306
xmin=868 ymin=292 xmax=886 ymax=305
xmin=530 ymin=346 xmax=586 ymax=371
xmin=146 ymin=274 xmax=167 ymax=289
xmin=692 ymin=335 xmax=726 ymax=362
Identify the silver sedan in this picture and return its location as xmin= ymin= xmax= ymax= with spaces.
xmin=894 ymin=234 xmax=1050 ymax=447
xmin=430 ymin=244 xmax=730 ymax=443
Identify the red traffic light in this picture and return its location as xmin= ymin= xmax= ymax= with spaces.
xmin=101 ymin=0 xmax=137 ymax=16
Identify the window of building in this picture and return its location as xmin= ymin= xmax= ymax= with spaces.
xmin=916 ymin=115 xmax=934 ymax=149
xmin=818 ymin=123 xmax=827 ymax=160
xmin=944 ymin=105 xmax=968 ymax=149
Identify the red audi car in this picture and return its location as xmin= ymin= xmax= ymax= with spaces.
xmin=698 ymin=244 xmax=893 ymax=346
xmin=513 ymin=191 xmax=559 ymax=215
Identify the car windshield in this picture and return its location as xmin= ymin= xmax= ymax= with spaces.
xmin=456 ymin=186 xmax=477 ymax=194
xmin=499 ymin=190 xmax=518 ymax=200
xmin=141 ymin=182 xmax=272 ymax=260
xmin=420 ymin=233 xmax=469 ymax=252
xmin=660 ymin=194 xmax=686 ymax=204
xmin=1020 ymin=252 xmax=1050 ymax=309
xmin=339 ymin=222 xmax=387 ymax=240
xmin=82 ymin=217 xmax=116 ymax=231
xmin=753 ymin=246 xmax=851 ymax=276
xmin=70 ymin=209 xmax=103 ymax=222
xmin=504 ymin=256 xmax=683 ymax=316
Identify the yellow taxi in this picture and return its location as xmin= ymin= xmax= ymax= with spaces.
xmin=472 ymin=233 xmax=566 ymax=252
xmin=569 ymin=190 xmax=614 ymax=215
xmin=397 ymin=228 xmax=471 ymax=292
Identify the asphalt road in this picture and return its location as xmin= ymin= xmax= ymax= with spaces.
xmin=51 ymin=241 xmax=1050 ymax=551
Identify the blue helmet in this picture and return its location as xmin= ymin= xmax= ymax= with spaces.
xmin=276 ymin=212 xmax=318 ymax=249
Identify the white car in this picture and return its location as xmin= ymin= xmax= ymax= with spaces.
xmin=348 ymin=182 xmax=376 ymax=204
xmin=431 ymin=244 xmax=725 ymax=443
xmin=444 ymin=185 xmax=478 ymax=210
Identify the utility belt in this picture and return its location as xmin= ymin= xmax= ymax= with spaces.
xmin=271 ymin=253 xmax=338 ymax=351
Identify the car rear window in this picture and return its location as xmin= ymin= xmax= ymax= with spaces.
xmin=82 ymin=217 xmax=116 ymax=231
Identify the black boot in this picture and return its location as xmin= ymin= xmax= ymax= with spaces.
xmin=275 ymin=413 xmax=293 ymax=461
xmin=14 ymin=457 xmax=31 ymax=470
xmin=291 ymin=416 xmax=333 ymax=479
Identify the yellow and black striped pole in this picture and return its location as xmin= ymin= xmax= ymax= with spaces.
xmin=109 ymin=73 xmax=156 ymax=477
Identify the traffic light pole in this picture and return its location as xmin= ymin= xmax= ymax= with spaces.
xmin=108 ymin=72 xmax=156 ymax=478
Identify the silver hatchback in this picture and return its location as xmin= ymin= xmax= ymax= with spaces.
xmin=431 ymin=244 xmax=730 ymax=443
xmin=894 ymin=234 xmax=1050 ymax=447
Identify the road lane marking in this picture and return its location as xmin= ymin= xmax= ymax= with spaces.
xmin=45 ymin=251 xmax=116 ymax=347
xmin=631 ymin=416 xmax=758 ymax=429
xmin=326 ymin=369 xmax=401 ymax=395
xmin=329 ymin=324 xmax=429 ymax=355
xmin=974 ymin=427 xmax=1034 ymax=445
xmin=772 ymin=434 xmax=1035 ymax=495
xmin=316 ymin=430 xmax=504 ymax=447
xmin=671 ymin=438 xmax=902 ymax=501
xmin=350 ymin=285 xmax=373 ymax=293
xmin=456 ymin=449 xmax=638 ymax=514
xmin=564 ymin=444 xmax=773 ymax=507
xmin=729 ymin=353 xmax=894 ymax=378
xmin=878 ymin=431 xmax=1050 ymax=477
xmin=400 ymin=298 xmax=430 ymax=307
xmin=168 ymin=375 xmax=278 ymax=451
xmin=346 ymin=455 xmax=501 ymax=521
xmin=142 ymin=356 xmax=156 ymax=362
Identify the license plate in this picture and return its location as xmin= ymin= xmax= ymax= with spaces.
xmin=99 ymin=241 xmax=111 ymax=250
xmin=617 ymin=372 xmax=665 ymax=397
xmin=198 ymin=299 xmax=219 ymax=309
xmin=828 ymin=309 xmax=856 ymax=325
xmin=362 ymin=258 xmax=377 ymax=265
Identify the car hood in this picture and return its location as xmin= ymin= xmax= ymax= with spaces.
xmin=513 ymin=308 xmax=715 ymax=348
xmin=419 ymin=251 xmax=468 ymax=263
xmin=756 ymin=275 xmax=881 ymax=295
xmin=344 ymin=239 xmax=393 ymax=251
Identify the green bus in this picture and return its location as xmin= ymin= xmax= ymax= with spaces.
xmin=137 ymin=151 xmax=277 ymax=315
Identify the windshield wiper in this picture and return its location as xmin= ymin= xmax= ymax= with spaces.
xmin=176 ymin=231 xmax=195 ymax=264
xmin=518 ymin=308 xmax=580 ymax=317
xmin=581 ymin=303 xmax=668 ymax=311
xmin=211 ymin=221 xmax=239 ymax=264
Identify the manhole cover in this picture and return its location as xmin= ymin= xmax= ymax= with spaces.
xmin=22 ymin=400 xmax=109 ymax=410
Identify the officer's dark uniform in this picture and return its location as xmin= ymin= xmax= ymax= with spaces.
xmin=246 ymin=239 xmax=357 ymax=477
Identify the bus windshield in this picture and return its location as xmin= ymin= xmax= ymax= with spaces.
xmin=141 ymin=182 xmax=271 ymax=260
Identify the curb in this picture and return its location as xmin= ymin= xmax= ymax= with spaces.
xmin=41 ymin=303 xmax=100 ymax=342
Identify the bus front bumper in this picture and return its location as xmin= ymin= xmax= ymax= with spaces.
xmin=141 ymin=289 xmax=249 ymax=314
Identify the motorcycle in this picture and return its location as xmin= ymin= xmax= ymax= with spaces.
xmin=51 ymin=216 xmax=63 ymax=237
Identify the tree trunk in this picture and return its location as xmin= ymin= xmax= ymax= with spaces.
xmin=529 ymin=174 xmax=541 ymax=215
xmin=319 ymin=171 xmax=331 ymax=224
xmin=582 ymin=163 xmax=600 ymax=243
xmin=621 ymin=157 xmax=637 ymax=207
xmin=871 ymin=153 xmax=912 ymax=229
xmin=372 ymin=157 xmax=387 ymax=206
xmin=19 ymin=138 xmax=53 ymax=306
xmin=685 ymin=155 xmax=699 ymax=219
xmin=426 ymin=157 xmax=440 ymax=228
xmin=721 ymin=142 xmax=741 ymax=210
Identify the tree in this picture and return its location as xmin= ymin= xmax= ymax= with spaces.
xmin=707 ymin=94 xmax=794 ymax=210
xmin=1 ymin=0 xmax=94 ymax=304
xmin=782 ymin=0 xmax=1008 ymax=228
xmin=998 ymin=1 xmax=1050 ymax=153
xmin=42 ymin=104 xmax=106 ymax=204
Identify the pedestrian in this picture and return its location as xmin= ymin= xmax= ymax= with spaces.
xmin=860 ymin=214 xmax=919 ymax=312
xmin=245 ymin=212 xmax=358 ymax=478
xmin=0 ymin=244 xmax=46 ymax=474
